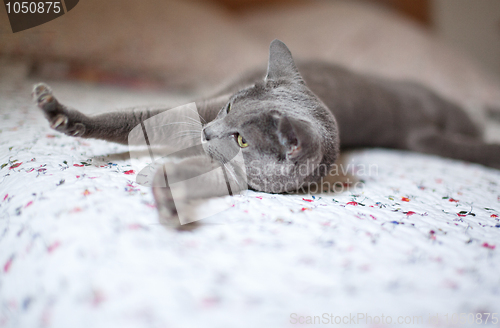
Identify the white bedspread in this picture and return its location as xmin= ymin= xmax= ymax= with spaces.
xmin=1 ymin=74 xmax=500 ymax=328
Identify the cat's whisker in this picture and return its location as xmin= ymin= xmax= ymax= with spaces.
xmin=184 ymin=116 xmax=204 ymax=126
xmin=157 ymin=122 xmax=202 ymax=129
xmin=172 ymin=130 xmax=202 ymax=134
xmin=185 ymin=108 xmax=207 ymax=124
xmin=170 ymin=129 xmax=202 ymax=134
xmin=181 ymin=118 xmax=203 ymax=127
xmin=167 ymin=134 xmax=201 ymax=142
xmin=169 ymin=137 xmax=200 ymax=143
xmin=170 ymin=130 xmax=203 ymax=138
xmin=223 ymin=162 xmax=242 ymax=189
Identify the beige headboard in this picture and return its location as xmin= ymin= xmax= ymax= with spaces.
xmin=211 ymin=0 xmax=431 ymax=27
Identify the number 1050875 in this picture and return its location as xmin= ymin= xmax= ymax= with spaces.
xmin=5 ymin=2 xmax=61 ymax=14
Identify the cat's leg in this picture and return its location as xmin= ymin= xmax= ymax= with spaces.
xmin=32 ymin=82 xmax=165 ymax=144
xmin=33 ymin=83 xmax=89 ymax=138
xmin=152 ymin=155 xmax=246 ymax=230
xmin=483 ymin=105 xmax=500 ymax=144
xmin=32 ymin=83 xmax=229 ymax=145
xmin=406 ymin=128 xmax=500 ymax=169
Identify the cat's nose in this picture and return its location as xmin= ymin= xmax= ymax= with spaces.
xmin=202 ymin=128 xmax=212 ymax=141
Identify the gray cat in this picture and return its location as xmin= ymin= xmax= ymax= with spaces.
xmin=32 ymin=40 xmax=500 ymax=228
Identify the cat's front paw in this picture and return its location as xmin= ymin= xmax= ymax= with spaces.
xmin=153 ymin=182 xmax=199 ymax=231
xmin=32 ymin=83 xmax=57 ymax=112
xmin=152 ymin=163 xmax=200 ymax=231
xmin=32 ymin=83 xmax=86 ymax=137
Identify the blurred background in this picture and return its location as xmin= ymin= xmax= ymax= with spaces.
xmin=433 ymin=0 xmax=500 ymax=78
xmin=1 ymin=0 xmax=499 ymax=109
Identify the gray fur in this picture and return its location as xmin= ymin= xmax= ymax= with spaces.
xmin=32 ymin=40 xmax=500 ymax=227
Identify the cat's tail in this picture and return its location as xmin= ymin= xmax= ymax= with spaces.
xmin=407 ymin=127 xmax=500 ymax=170
xmin=484 ymin=105 xmax=500 ymax=144
xmin=486 ymin=105 xmax=500 ymax=122
xmin=460 ymin=102 xmax=500 ymax=144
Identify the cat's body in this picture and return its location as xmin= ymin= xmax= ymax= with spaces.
xmin=210 ymin=61 xmax=481 ymax=149
xmin=32 ymin=40 xmax=500 ymax=228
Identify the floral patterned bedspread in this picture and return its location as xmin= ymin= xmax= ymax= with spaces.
xmin=1 ymin=72 xmax=500 ymax=328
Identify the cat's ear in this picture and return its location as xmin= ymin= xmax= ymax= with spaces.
xmin=277 ymin=116 xmax=317 ymax=160
xmin=265 ymin=39 xmax=304 ymax=84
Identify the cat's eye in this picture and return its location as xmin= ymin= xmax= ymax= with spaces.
xmin=226 ymin=103 xmax=231 ymax=113
xmin=236 ymin=133 xmax=249 ymax=148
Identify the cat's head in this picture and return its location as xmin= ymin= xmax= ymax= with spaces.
xmin=202 ymin=40 xmax=339 ymax=193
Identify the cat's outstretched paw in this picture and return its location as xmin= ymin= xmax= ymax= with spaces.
xmin=154 ymin=185 xmax=199 ymax=231
xmin=32 ymin=83 xmax=57 ymax=112
xmin=32 ymin=83 xmax=86 ymax=137
xmin=152 ymin=164 xmax=200 ymax=231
